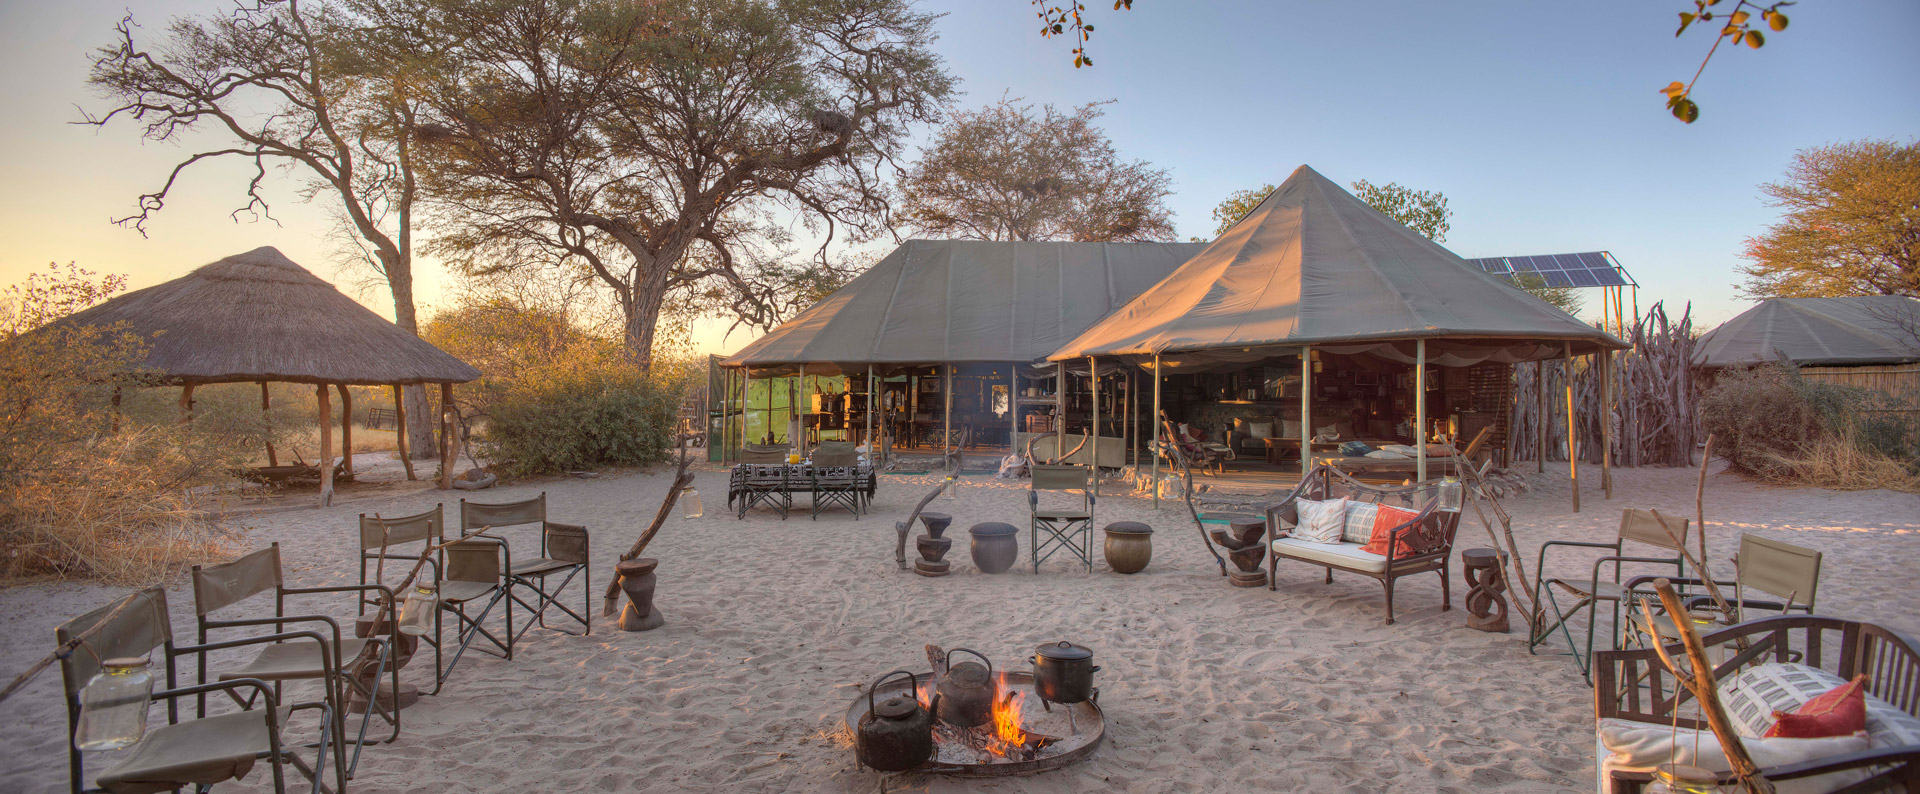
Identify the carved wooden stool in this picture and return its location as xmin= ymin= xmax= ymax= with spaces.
xmin=1462 ymin=547 xmax=1509 ymax=633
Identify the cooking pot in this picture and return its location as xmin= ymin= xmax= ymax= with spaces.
xmin=933 ymin=647 xmax=994 ymax=728
xmin=1030 ymin=641 xmax=1099 ymax=705
xmin=855 ymin=670 xmax=935 ymax=772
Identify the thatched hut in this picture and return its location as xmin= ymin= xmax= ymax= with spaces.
xmin=52 ymin=246 xmax=480 ymax=504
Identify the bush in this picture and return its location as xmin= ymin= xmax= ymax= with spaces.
xmin=1699 ymin=366 xmax=1827 ymax=478
xmin=477 ymin=350 xmax=688 ymax=478
xmin=1700 ymin=363 xmax=1919 ymax=490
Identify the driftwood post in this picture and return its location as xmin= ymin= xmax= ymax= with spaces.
xmin=391 ymin=384 xmax=415 ymax=481
xmin=601 ymin=436 xmax=696 ymax=618
xmin=1639 ymin=579 xmax=1774 ymax=794
xmin=261 ymin=382 xmax=277 ymax=466
xmin=896 ymin=487 xmax=944 ymax=571
xmin=317 ymin=384 xmax=334 ymax=508
xmin=338 ymin=385 xmax=354 ymax=479
xmin=438 ymin=383 xmax=456 ymax=490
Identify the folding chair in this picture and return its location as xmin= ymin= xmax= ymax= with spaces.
xmin=1527 ymin=509 xmax=1689 ymax=681
xmin=437 ymin=534 xmax=513 ymax=686
xmin=57 ymin=587 xmax=338 ymax=794
xmin=1029 ymin=464 xmax=1096 ymax=573
xmin=1625 ymin=533 xmax=1822 ymax=644
xmin=460 ymin=493 xmax=591 ymax=640
xmin=359 ymin=506 xmax=448 ymax=695
xmin=735 ymin=445 xmax=792 ymax=519
xmin=810 ymin=441 xmax=862 ymax=520
xmin=192 ymin=544 xmax=399 ymax=782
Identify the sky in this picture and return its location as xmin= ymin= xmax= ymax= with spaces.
xmin=3 ymin=0 xmax=1917 ymax=357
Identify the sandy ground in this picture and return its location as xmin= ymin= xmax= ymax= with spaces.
xmin=2 ymin=458 xmax=1917 ymax=794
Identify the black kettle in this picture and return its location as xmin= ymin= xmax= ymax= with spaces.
xmin=855 ymin=671 xmax=935 ymax=772
xmin=934 ymin=647 xmax=995 ymax=728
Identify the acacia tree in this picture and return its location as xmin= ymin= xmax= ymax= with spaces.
xmin=85 ymin=0 xmax=442 ymax=459
xmin=1740 ymin=139 xmax=1920 ymax=299
xmin=1204 ymin=179 xmax=1452 ymax=241
xmin=897 ymin=99 xmax=1175 ymax=242
xmin=383 ymin=0 xmax=953 ymax=369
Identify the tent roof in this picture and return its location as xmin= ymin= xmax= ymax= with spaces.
xmin=51 ymin=246 xmax=481 ymax=385
xmin=1695 ymin=296 xmax=1920 ymax=368
xmin=1048 ymin=165 xmax=1626 ymax=367
xmin=722 ymin=239 xmax=1207 ymax=373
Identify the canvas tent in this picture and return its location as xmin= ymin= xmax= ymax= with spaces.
xmin=718 ymin=239 xmax=1204 ymax=464
xmin=50 ymin=246 xmax=480 ymax=504
xmin=1695 ymin=296 xmax=1920 ymax=368
xmin=1050 ymin=165 xmax=1627 ymax=506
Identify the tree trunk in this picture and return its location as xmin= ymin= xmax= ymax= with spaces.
xmin=621 ymin=287 xmax=664 ymax=371
xmin=402 ymin=385 xmax=436 ymax=460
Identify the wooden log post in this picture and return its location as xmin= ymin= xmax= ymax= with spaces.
xmin=1600 ymin=349 xmax=1613 ymax=500
xmin=337 ymin=384 xmax=353 ymax=479
xmin=439 ymin=383 xmax=456 ymax=490
xmin=1564 ymin=343 xmax=1579 ymax=513
xmin=391 ymin=385 xmax=415 ymax=481
xmin=1536 ymin=360 xmax=1546 ymax=473
xmin=1300 ymin=347 xmax=1313 ymax=475
xmin=1415 ymin=340 xmax=1428 ymax=483
xmin=1151 ymin=354 xmax=1162 ymax=509
xmin=261 ymin=382 xmax=277 ymax=466
xmin=178 ymin=383 xmax=195 ymax=426
xmin=317 ymin=384 xmax=334 ymax=508
xmin=1090 ymin=357 xmax=1100 ymax=495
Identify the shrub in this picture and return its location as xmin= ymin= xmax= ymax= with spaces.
xmin=477 ymin=349 xmax=688 ymax=478
xmin=1700 ymin=363 xmax=1920 ymax=490
xmin=1698 ymin=365 xmax=1826 ymax=478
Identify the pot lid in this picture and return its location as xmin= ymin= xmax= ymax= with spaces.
xmin=872 ymin=694 xmax=920 ymax=719
xmin=946 ymin=662 xmax=990 ymax=686
xmin=1035 ymin=641 xmax=1092 ymax=661
xmin=969 ymin=522 xmax=1017 ymax=536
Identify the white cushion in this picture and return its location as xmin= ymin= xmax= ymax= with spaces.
xmin=1720 ymin=662 xmax=1920 ymax=749
xmin=1597 ymin=718 xmax=1870 ymax=794
xmin=1365 ymin=450 xmax=1411 ymax=459
xmin=1280 ymin=419 xmax=1301 ymax=438
xmin=1342 ymin=501 xmax=1380 ymax=545
xmin=1292 ymin=498 xmax=1348 ymax=544
xmin=1271 ymin=537 xmax=1387 ymax=573
xmin=1248 ymin=421 xmax=1273 ymax=440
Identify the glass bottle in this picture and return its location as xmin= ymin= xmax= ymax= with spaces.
xmin=681 ymin=486 xmax=704 ymax=519
xmin=398 ymin=583 xmax=438 ymax=636
xmin=75 ymin=657 xmax=153 ymax=751
xmin=1437 ymin=477 xmax=1462 ymax=512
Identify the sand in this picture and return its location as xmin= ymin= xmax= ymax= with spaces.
xmin=3 ymin=457 xmax=1917 ymax=793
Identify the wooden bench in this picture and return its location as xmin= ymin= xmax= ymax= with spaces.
xmin=1262 ymin=465 xmax=1461 ymax=625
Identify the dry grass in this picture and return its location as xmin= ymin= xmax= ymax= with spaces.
xmin=1767 ymin=433 xmax=1920 ymax=494
xmin=265 ymin=425 xmax=401 ymax=465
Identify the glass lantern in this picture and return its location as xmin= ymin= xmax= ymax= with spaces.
xmin=941 ymin=473 xmax=958 ymax=499
xmin=682 ymin=486 xmax=704 ymax=519
xmin=1437 ymin=477 xmax=1463 ymax=512
xmin=1160 ymin=473 xmax=1181 ymax=500
xmin=1652 ymin=763 xmax=1728 ymax=794
xmin=75 ymin=657 xmax=153 ymax=751
xmin=397 ymin=583 xmax=438 ymax=636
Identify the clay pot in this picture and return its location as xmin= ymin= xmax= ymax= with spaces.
xmin=968 ymin=522 xmax=1018 ymax=574
xmin=918 ymin=512 xmax=952 ymax=539
xmin=1102 ymin=522 xmax=1153 ymax=574
xmin=616 ymin=558 xmax=664 ymax=631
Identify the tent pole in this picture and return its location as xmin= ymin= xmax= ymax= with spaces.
xmin=1300 ymin=347 xmax=1312 ymax=476
xmin=868 ymin=365 xmax=877 ymax=459
xmin=1601 ymin=348 xmax=1614 ymax=500
xmin=1008 ymin=366 xmax=1018 ymax=459
xmin=317 ymin=384 xmax=334 ymax=507
xmin=1057 ymin=362 xmax=1068 ymax=460
xmin=1090 ymin=356 xmax=1100 ymax=496
xmin=1415 ymin=340 xmax=1428 ymax=483
xmin=1151 ymin=354 xmax=1161 ymax=509
xmin=1128 ymin=368 xmax=1137 ymax=468
xmin=440 ymin=383 xmax=458 ymax=491
xmin=261 ymin=381 xmax=277 ymax=467
xmin=1564 ymin=342 xmax=1579 ymax=513
xmin=392 ymin=384 xmax=414 ymax=480
xmin=337 ymin=384 xmax=353 ymax=480
xmin=797 ymin=363 xmax=806 ymax=451
xmin=944 ymin=364 xmax=953 ymax=463
xmin=1536 ymin=361 xmax=1546 ymax=473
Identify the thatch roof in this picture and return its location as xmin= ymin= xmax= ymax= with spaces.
xmin=52 ymin=246 xmax=479 ymax=385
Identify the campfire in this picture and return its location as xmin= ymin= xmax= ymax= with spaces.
xmin=928 ymin=678 xmax=1057 ymax=763
xmin=848 ymin=645 xmax=1103 ymax=776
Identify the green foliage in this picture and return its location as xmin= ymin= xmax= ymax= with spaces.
xmin=1033 ymin=1 xmax=1132 ymax=68
xmin=478 ymin=352 xmax=688 ymax=478
xmin=1700 ymin=364 xmax=1918 ymax=483
xmin=1740 ymin=139 xmax=1920 ymax=299
xmin=1664 ymin=0 xmax=1794 ymax=123
xmin=1209 ymin=184 xmax=1275 ymax=238
xmin=1349 ymin=180 xmax=1452 ymax=242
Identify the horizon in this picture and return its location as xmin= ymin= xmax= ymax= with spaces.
xmin=3 ymin=0 xmax=1916 ymax=355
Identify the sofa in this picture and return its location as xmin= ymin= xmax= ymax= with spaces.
xmin=1594 ymin=615 xmax=1920 ymax=793
xmin=1262 ymin=465 xmax=1460 ymax=625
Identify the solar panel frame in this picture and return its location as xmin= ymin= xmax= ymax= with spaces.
xmin=1469 ymin=251 xmax=1636 ymax=288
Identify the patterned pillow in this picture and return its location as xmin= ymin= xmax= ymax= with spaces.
xmin=1342 ymin=501 xmax=1379 ymax=545
xmin=1361 ymin=506 xmax=1424 ymax=556
xmin=1720 ymin=663 xmax=1850 ymax=737
xmin=1292 ymin=498 xmax=1348 ymax=544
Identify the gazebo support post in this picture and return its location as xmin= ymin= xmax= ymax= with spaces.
xmin=316 ymin=384 xmax=334 ymax=508
xmin=1128 ymin=369 xmax=1136 ymax=467
xmin=1415 ymin=340 xmax=1428 ymax=483
xmin=260 ymin=382 xmax=277 ymax=466
xmin=1151 ymin=354 xmax=1161 ymax=509
xmin=1536 ymin=361 xmax=1546 ymax=473
xmin=440 ymin=382 xmax=457 ymax=490
xmin=1601 ymin=348 xmax=1613 ymax=500
xmin=1564 ymin=342 xmax=1578 ymax=513
xmin=1300 ymin=347 xmax=1312 ymax=475
xmin=1008 ymin=366 xmax=1017 ymax=457
xmin=868 ymin=365 xmax=877 ymax=458
xmin=943 ymin=364 xmax=953 ymax=463
xmin=1089 ymin=356 xmax=1100 ymax=496
xmin=392 ymin=384 xmax=415 ymax=481
xmin=337 ymin=385 xmax=353 ymax=479
xmin=1056 ymin=362 xmax=1068 ymax=461
xmin=797 ymin=364 xmax=806 ymax=451
xmin=178 ymin=383 xmax=195 ymax=425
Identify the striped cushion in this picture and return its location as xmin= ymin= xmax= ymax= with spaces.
xmin=1720 ymin=662 xmax=1920 ymax=749
xmin=1342 ymin=501 xmax=1379 ymax=545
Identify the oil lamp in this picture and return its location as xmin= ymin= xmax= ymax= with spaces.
xmin=1437 ymin=477 xmax=1462 ymax=512
xmin=398 ymin=583 xmax=438 ymax=636
xmin=74 ymin=656 xmax=153 ymax=751
xmin=681 ymin=485 xmax=704 ymax=519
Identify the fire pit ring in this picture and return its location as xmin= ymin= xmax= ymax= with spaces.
xmin=844 ymin=670 xmax=1105 ymax=777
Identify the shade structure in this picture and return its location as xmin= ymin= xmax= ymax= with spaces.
xmin=1695 ymin=296 xmax=1920 ymax=368
xmin=50 ymin=246 xmax=480 ymax=385
xmin=722 ymin=239 xmax=1206 ymax=374
xmin=1048 ymin=165 xmax=1626 ymax=368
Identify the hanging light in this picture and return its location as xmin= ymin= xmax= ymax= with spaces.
xmin=397 ymin=583 xmax=439 ymax=637
xmin=1438 ymin=477 xmax=1463 ymax=512
xmin=682 ymin=485 xmax=704 ymax=519
xmin=1653 ymin=763 xmax=1727 ymax=794
xmin=941 ymin=473 xmax=958 ymax=499
xmin=75 ymin=656 xmax=153 ymax=751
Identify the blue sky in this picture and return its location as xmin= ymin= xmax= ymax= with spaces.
xmin=3 ymin=0 xmax=1916 ymax=354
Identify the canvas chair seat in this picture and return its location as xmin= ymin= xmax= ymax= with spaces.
xmin=437 ymin=580 xmax=499 ymax=604
xmin=95 ymin=706 xmax=295 ymax=794
xmin=217 ymin=637 xmax=375 ymax=682
xmin=1547 ymin=578 xmax=1627 ymax=602
xmin=510 ymin=557 xmax=579 ymax=577
xmin=1034 ymin=507 xmax=1093 ymax=520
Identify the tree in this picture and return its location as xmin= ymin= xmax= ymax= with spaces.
xmin=1739 ymin=139 xmax=1920 ymax=299
xmin=385 ymin=0 xmax=954 ymax=369
xmin=1207 ymin=184 xmax=1272 ymax=238
xmin=1511 ymin=272 xmax=1586 ymax=317
xmin=85 ymin=0 xmax=442 ymax=460
xmin=897 ymin=99 xmax=1176 ymax=242
xmin=1662 ymin=0 xmax=1793 ymax=123
xmin=1202 ymin=179 xmax=1451 ymax=242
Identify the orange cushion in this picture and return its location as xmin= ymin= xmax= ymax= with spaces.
xmin=1360 ymin=506 xmax=1422 ymax=556
xmin=1765 ymin=674 xmax=1868 ymax=738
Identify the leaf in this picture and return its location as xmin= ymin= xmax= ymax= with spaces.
xmin=1769 ymin=11 xmax=1788 ymax=30
xmin=1730 ymin=10 xmax=1750 ymax=24
xmin=1676 ymin=11 xmax=1696 ymax=35
xmin=1731 ymin=30 xmax=1745 ymax=46
xmin=1746 ymin=29 xmax=1764 ymax=48
xmin=1660 ymin=81 xmax=1688 ymax=99
xmin=1670 ymin=98 xmax=1700 ymax=124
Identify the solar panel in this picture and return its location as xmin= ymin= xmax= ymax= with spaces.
xmin=1508 ymin=256 xmax=1539 ymax=272
xmin=1471 ymin=251 xmax=1635 ymax=289
xmin=1567 ymin=269 xmax=1599 ymax=287
xmin=1541 ymin=271 xmax=1573 ymax=288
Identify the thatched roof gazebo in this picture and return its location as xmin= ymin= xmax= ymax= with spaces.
xmin=53 ymin=246 xmax=480 ymax=503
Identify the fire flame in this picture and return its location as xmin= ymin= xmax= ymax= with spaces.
xmin=986 ymin=680 xmax=1027 ymax=756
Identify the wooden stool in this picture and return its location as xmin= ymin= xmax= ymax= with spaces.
xmin=1462 ymin=547 xmax=1510 ymax=633
xmin=1224 ymin=517 xmax=1269 ymax=588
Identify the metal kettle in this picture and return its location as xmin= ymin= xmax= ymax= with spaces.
xmin=855 ymin=671 xmax=935 ymax=772
xmin=934 ymin=647 xmax=995 ymax=728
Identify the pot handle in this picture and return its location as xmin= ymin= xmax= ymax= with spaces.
xmin=1091 ymin=665 xmax=1101 ymax=673
xmin=868 ymin=670 xmax=920 ymax=715
xmin=945 ymin=647 xmax=992 ymax=676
